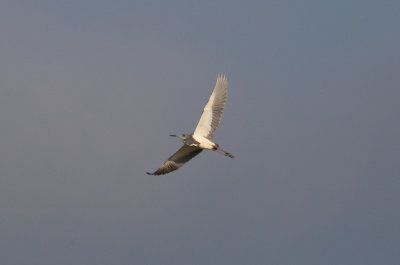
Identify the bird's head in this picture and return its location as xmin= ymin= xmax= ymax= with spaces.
xmin=170 ymin=134 xmax=187 ymax=141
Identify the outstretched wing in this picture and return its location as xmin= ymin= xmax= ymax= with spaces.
xmin=193 ymin=74 xmax=228 ymax=140
xmin=146 ymin=145 xmax=202 ymax=175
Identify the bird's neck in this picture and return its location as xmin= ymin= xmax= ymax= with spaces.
xmin=184 ymin=135 xmax=199 ymax=146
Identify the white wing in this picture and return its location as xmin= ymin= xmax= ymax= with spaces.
xmin=193 ymin=74 xmax=228 ymax=140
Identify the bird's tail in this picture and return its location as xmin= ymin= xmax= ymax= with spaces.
xmin=216 ymin=147 xmax=235 ymax=158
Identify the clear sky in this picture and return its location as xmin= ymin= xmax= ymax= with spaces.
xmin=1 ymin=1 xmax=399 ymax=264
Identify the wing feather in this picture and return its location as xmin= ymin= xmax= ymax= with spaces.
xmin=193 ymin=74 xmax=228 ymax=140
xmin=146 ymin=145 xmax=202 ymax=175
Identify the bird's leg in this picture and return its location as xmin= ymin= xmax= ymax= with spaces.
xmin=213 ymin=145 xmax=235 ymax=158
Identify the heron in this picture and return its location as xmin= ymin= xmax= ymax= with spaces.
xmin=146 ymin=74 xmax=234 ymax=175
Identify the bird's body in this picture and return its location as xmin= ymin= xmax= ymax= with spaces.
xmin=194 ymin=135 xmax=215 ymax=150
xmin=146 ymin=74 xmax=234 ymax=175
xmin=183 ymin=134 xmax=215 ymax=150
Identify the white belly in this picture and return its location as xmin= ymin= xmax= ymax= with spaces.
xmin=192 ymin=135 xmax=216 ymax=150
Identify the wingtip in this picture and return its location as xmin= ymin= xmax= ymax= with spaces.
xmin=146 ymin=172 xmax=154 ymax=175
xmin=217 ymin=73 xmax=227 ymax=80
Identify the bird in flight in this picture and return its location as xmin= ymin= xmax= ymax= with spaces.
xmin=146 ymin=74 xmax=234 ymax=175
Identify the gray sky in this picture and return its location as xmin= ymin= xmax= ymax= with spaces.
xmin=1 ymin=1 xmax=399 ymax=264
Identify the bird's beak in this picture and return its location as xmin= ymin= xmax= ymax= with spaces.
xmin=169 ymin=134 xmax=177 ymax=137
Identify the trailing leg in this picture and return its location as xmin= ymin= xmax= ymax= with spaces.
xmin=214 ymin=146 xmax=235 ymax=158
